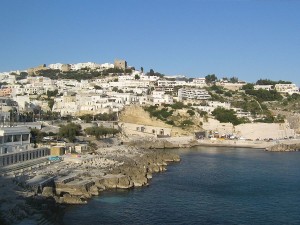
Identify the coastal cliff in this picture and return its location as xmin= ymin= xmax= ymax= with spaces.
xmin=48 ymin=149 xmax=180 ymax=205
xmin=266 ymin=143 xmax=300 ymax=152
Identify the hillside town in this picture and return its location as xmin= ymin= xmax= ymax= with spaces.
xmin=0 ymin=59 xmax=299 ymax=161
xmin=0 ymin=59 xmax=300 ymax=224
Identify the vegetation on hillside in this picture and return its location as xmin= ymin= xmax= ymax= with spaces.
xmin=85 ymin=126 xmax=119 ymax=139
xmin=256 ymin=79 xmax=292 ymax=85
xmin=211 ymin=107 xmax=249 ymax=125
xmin=34 ymin=67 xmax=133 ymax=81
xmin=58 ymin=123 xmax=81 ymax=142
xmin=79 ymin=112 xmax=117 ymax=123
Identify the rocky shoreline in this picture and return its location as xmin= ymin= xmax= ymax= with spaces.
xmin=1 ymin=136 xmax=300 ymax=224
xmin=0 ymin=144 xmax=180 ymax=224
xmin=266 ymin=143 xmax=300 ymax=152
xmin=50 ymin=149 xmax=180 ymax=205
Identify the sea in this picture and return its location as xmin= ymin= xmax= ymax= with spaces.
xmin=63 ymin=146 xmax=300 ymax=225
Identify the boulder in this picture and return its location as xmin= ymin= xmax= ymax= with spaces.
xmin=117 ymin=176 xmax=133 ymax=189
xmin=89 ymin=185 xmax=99 ymax=196
xmin=42 ymin=187 xmax=54 ymax=197
xmin=63 ymin=194 xmax=86 ymax=204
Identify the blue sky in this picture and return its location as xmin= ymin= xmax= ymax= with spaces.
xmin=0 ymin=0 xmax=299 ymax=85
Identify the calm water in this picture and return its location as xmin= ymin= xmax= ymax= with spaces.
xmin=63 ymin=147 xmax=300 ymax=225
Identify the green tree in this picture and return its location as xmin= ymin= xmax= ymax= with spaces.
xmin=205 ymin=74 xmax=217 ymax=83
xmin=212 ymin=107 xmax=241 ymax=125
xmin=242 ymin=83 xmax=254 ymax=90
xmin=30 ymin=128 xmax=47 ymax=147
xmin=180 ymin=120 xmax=194 ymax=127
xmin=187 ymin=109 xmax=195 ymax=116
xmin=171 ymin=102 xmax=185 ymax=109
xmin=135 ymin=74 xmax=140 ymax=80
xmin=47 ymin=89 xmax=58 ymax=98
xmin=48 ymin=99 xmax=55 ymax=110
xmin=245 ymin=89 xmax=283 ymax=102
xmin=229 ymin=76 xmax=239 ymax=83
xmin=16 ymin=71 xmax=28 ymax=80
xmin=149 ymin=69 xmax=155 ymax=76
xmin=85 ymin=126 xmax=119 ymax=139
xmin=79 ymin=114 xmax=93 ymax=123
xmin=59 ymin=123 xmax=81 ymax=142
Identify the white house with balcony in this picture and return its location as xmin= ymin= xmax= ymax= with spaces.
xmin=151 ymin=90 xmax=174 ymax=105
xmin=118 ymin=75 xmax=135 ymax=81
xmin=158 ymin=80 xmax=176 ymax=88
xmin=274 ymin=84 xmax=299 ymax=95
xmin=140 ymin=75 xmax=160 ymax=81
xmin=190 ymin=78 xmax=207 ymax=87
xmin=178 ymin=88 xmax=211 ymax=101
xmin=193 ymin=101 xmax=231 ymax=114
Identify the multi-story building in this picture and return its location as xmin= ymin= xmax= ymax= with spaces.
xmin=275 ymin=84 xmax=299 ymax=95
xmin=0 ymin=87 xmax=13 ymax=97
xmin=152 ymin=90 xmax=173 ymax=105
xmin=158 ymin=80 xmax=176 ymax=88
xmin=178 ymin=88 xmax=211 ymax=101
xmin=191 ymin=78 xmax=207 ymax=87
xmin=0 ymin=126 xmax=50 ymax=167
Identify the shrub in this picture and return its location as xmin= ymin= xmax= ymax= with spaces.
xmin=180 ymin=120 xmax=194 ymax=127
xmin=187 ymin=109 xmax=195 ymax=116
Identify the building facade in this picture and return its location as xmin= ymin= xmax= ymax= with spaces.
xmin=114 ymin=59 xmax=127 ymax=70
xmin=0 ymin=126 xmax=50 ymax=167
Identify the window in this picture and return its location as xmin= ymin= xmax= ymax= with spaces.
xmin=13 ymin=135 xmax=21 ymax=142
xmin=22 ymin=134 xmax=29 ymax=141
xmin=4 ymin=135 xmax=12 ymax=143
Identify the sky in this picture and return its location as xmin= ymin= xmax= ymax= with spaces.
xmin=0 ymin=0 xmax=299 ymax=85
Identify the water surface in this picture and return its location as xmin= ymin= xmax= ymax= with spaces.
xmin=64 ymin=147 xmax=300 ymax=225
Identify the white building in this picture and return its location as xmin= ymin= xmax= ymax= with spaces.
xmin=152 ymin=90 xmax=173 ymax=105
xmin=158 ymin=80 xmax=176 ymax=88
xmin=100 ymin=63 xmax=114 ymax=70
xmin=193 ymin=101 xmax=231 ymax=114
xmin=140 ymin=75 xmax=160 ymax=81
xmin=0 ymin=126 xmax=50 ymax=167
xmin=118 ymin=75 xmax=135 ymax=81
xmin=274 ymin=83 xmax=299 ymax=95
xmin=109 ymin=80 xmax=150 ymax=88
xmin=48 ymin=63 xmax=63 ymax=70
xmin=70 ymin=62 xmax=100 ymax=71
xmin=178 ymin=88 xmax=211 ymax=101
xmin=254 ymin=85 xmax=273 ymax=91
xmin=191 ymin=78 xmax=207 ymax=87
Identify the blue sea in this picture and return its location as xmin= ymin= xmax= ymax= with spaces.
xmin=63 ymin=147 xmax=300 ymax=225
